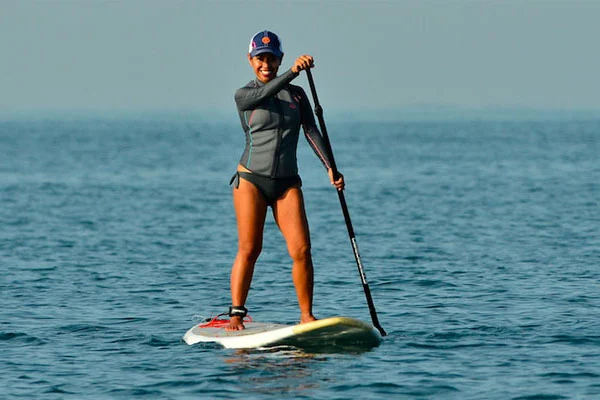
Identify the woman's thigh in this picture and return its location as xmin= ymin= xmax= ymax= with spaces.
xmin=233 ymin=177 xmax=268 ymax=252
xmin=272 ymin=187 xmax=311 ymax=256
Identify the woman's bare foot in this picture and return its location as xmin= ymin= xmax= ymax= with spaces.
xmin=300 ymin=313 xmax=317 ymax=324
xmin=225 ymin=316 xmax=245 ymax=331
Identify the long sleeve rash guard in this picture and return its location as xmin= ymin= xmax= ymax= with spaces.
xmin=234 ymin=69 xmax=331 ymax=178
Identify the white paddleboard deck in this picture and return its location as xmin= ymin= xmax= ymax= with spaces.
xmin=183 ymin=316 xmax=381 ymax=350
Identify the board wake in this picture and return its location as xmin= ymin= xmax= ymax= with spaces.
xmin=183 ymin=316 xmax=381 ymax=351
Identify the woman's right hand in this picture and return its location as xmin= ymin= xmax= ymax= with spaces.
xmin=291 ymin=55 xmax=314 ymax=73
xmin=328 ymin=169 xmax=345 ymax=191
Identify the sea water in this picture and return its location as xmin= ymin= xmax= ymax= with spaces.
xmin=1 ymin=113 xmax=599 ymax=399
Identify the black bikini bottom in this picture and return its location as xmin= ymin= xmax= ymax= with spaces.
xmin=230 ymin=172 xmax=302 ymax=206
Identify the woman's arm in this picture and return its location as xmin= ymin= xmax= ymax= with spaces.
xmin=234 ymin=69 xmax=298 ymax=111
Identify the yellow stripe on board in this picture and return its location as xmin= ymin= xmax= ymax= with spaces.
xmin=291 ymin=317 xmax=372 ymax=335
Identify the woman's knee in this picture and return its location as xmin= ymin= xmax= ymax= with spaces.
xmin=288 ymin=242 xmax=312 ymax=263
xmin=237 ymin=241 xmax=262 ymax=263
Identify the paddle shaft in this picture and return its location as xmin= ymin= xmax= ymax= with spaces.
xmin=305 ymin=69 xmax=386 ymax=337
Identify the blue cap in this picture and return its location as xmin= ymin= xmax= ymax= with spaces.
xmin=248 ymin=30 xmax=283 ymax=58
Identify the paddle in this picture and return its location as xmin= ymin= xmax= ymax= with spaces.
xmin=305 ymin=69 xmax=387 ymax=337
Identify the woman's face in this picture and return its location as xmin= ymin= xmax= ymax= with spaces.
xmin=248 ymin=53 xmax=282 ymax=83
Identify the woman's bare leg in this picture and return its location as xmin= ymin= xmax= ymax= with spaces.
xmin=227 ymin=176 xmax=268 ymax=331
xmin=272 ymin=187 xmax=317 ymax=324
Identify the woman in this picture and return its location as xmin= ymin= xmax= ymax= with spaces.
xmin=227 ymin=30 xmax=344 ymax=331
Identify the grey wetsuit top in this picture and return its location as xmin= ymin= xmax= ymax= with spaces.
xmin=234 ymin=69 xmax=332 ymax=178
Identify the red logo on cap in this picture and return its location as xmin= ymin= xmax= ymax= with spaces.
xmin=262 ymin=37 xmax=271 ymax=45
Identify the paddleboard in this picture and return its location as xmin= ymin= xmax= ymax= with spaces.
xmin=183 ymin=316 xmax=382 ymax=351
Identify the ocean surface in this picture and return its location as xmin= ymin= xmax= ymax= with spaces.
xmin=1 ymin=113 xmax=599 ymax=399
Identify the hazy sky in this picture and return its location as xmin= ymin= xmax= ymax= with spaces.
xmin=2 ymin=1 xmax=599 ymax=113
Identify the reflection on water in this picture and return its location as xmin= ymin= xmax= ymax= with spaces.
xmin=223 ymin=348 xmax=328 ymax=394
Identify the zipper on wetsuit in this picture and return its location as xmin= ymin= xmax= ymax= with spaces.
xmin=271 ymin=94 xmax=285 ymax=178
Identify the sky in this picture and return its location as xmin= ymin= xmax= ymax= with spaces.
xmin=1 ymin=0 xmax=600 ymax=114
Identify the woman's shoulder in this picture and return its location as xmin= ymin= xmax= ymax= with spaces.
xmin=238 ymin=79 xmax=259 ymax=90
xmin=234 ymin=80 xmax=259 ymax=101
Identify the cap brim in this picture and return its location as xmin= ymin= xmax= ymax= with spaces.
xmin=250 ymin=48 xmax=283 ymax=58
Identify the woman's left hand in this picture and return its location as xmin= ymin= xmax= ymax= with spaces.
xmin=328 ymin=169 xmax=345 ymax=191
xmin=291 ymin=55 xmax=314 ymax=73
